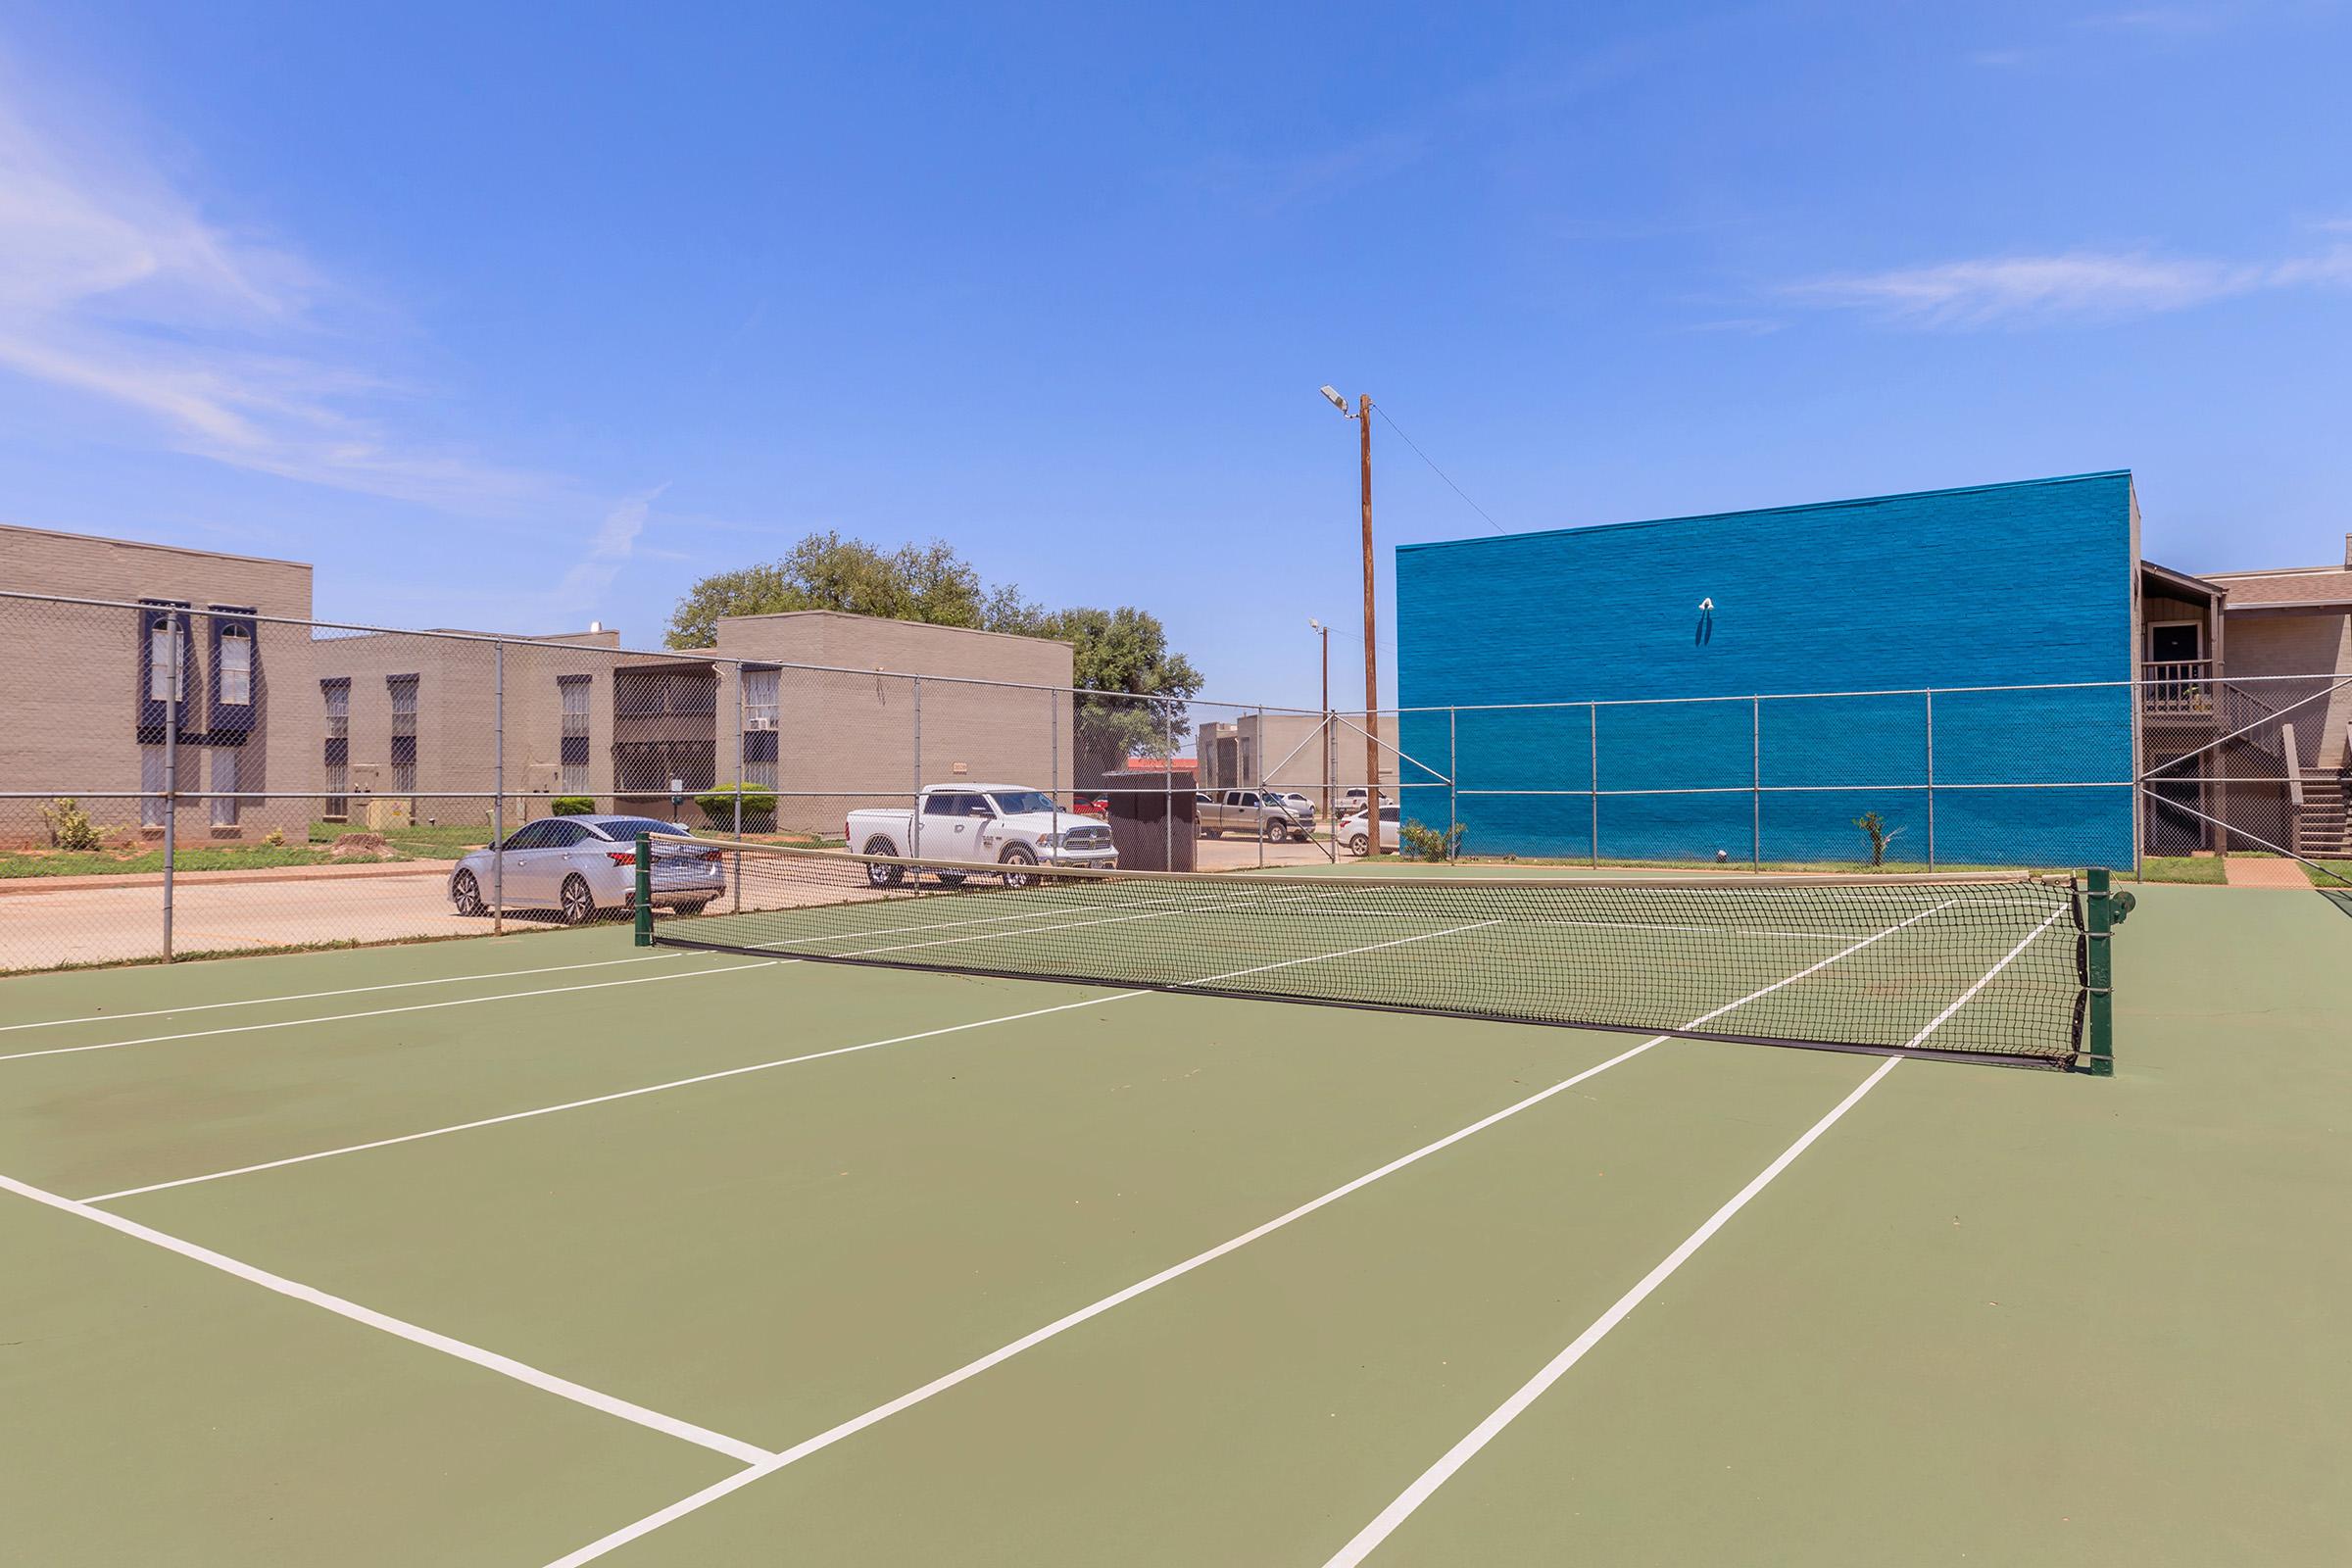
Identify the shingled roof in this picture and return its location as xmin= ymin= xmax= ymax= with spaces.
xmin=2205 ymin=538 xmax=2352 ymax=609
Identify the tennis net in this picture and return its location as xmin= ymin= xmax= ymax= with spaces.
xmin=641 ymin=836 xmax=2104 ymax=1068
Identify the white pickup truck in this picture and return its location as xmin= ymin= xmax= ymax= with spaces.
xmin=846 ymin=784 xmax=1118 ymax=887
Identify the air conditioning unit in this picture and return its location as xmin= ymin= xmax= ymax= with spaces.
xmin=746 ymin=715 xmax=776 ymax=731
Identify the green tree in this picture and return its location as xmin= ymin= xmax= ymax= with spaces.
xmin=662 ymin=534 xmax=1204 ymax=780
xmin=664 ymin=532 xmax=993 ymax=648
xmin=1052 ymin=606 xmax=1204 ymax=781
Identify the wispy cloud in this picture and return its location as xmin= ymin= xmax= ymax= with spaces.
xmin=1786 ymin=245 xmax=2352 ymax=327
xmin=0 ymin=64 xmax=546 ymax=510
xmin=2077 ymin=5 xmax=2235 ymax=34
xmin=1183 ymin=128 xmax=1431 ymax=215
xmin=551 ymin=485 xmax=666 ymax=611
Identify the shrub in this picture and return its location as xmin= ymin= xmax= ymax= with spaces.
xmin=696 ymin=782 xmax=777 ymax=832
xmin=40 ymin=798 xmax=107 ymax=852
xmin=262 ymin=827 xmax=286 ymax=848
xmin=1397 ymin=818 xmax=1467 ymax=862
xmin=1852 ymin=809 xmax=1903 ymax=868
xmin=550 ymin=796 xmax=596 ymax=816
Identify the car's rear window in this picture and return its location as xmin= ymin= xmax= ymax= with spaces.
xmin=589 ymin=817 xmax=690 ymax=841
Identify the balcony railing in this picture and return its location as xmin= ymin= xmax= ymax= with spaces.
xmin=2141 ymin=659 xmax=2215 ymax=715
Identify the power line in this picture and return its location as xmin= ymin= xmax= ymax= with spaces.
xmin=1372 ymin=403 xmax=1508 ymax=536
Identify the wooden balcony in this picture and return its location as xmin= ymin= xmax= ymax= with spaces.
xmin=2141 ymin=660 xmax=2218 ymax=719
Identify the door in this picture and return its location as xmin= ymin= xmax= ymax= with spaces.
xmin=540 ymin=819 xmax=599 ymax=905
xmin=917 ymin=791 xmax=982 ymax=862
xmin=497 ymin=819 xmax=572 ymax=903
xmin=2147 ymin=622 xmax=2202 ymax=663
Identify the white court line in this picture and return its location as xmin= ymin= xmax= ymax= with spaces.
xmin=88 ymin=919 xmax=1507 ymax=1204
xmin=533 ymin=906 xmax=1947 ymax=1568
xmin=0 ymin=955 xmax=769 ymax=1065
xmin=11 ymin=892 xmax=1207 ymax=1069
xmin=83 ymin=990 xmax=1149 ymax=1203
xmin=1317 ymin=905 xmax=2069 ymax=1567
xmin=0 ymin=1168 xmax=773 ymax=1465
xmin=0 ymin=953 xmax=681 ymax=1035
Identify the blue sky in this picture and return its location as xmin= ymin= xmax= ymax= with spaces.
xmin=0 ymin=0 xmax=2346 ymax=710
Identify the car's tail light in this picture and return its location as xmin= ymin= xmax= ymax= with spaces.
xmin=606 ymin=851 xmax=635 ymax=866
xmin=699 ymin=850 xmax=722 ymax=862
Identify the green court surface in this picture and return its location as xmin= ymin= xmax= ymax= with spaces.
xmin=1 ymin=880 xmax=2346 ymax=1564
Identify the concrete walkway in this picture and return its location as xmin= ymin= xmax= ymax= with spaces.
xmin=2223 ymin=856 xmax=2315 ymax=889
xmin=0 ymin=865 xmax=494 ymax=971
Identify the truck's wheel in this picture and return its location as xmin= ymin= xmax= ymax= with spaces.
xmin=862 ymin=837 xmax=906 ymax=887
xmin=999 ymin=844 xmax=1039 ymax=889
xmin=1260 ymin=817 xmax=1285 ymax=843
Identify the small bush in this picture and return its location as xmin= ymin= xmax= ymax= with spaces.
xmin=696 ymin=782 xmax=777 ymax=832
xmin=262 ymin=827 xmax=286 ymax=848
xmin=1853 ymin=809 xmax=1903 ymax=868
xmin=40 ymin=798 xmax=107 ymax=852
xmin=550 ymin=796 xmax=596 ymax=816
xmin=1398 ymin=818 xmax=1467 ymax=862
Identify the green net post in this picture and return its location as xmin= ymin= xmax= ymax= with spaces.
xmin=633 ymin=832 xmax=654 ymax=947
xmin=2083 ymin=866 xmax=2114 ymax=1077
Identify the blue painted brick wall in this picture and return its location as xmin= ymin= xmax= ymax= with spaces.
xmin=1395 ymin=472 xmax=2137 ymax=867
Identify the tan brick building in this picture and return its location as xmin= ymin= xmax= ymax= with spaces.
xmin=309 ymin=625 xmax=625 ymax=835
xmin=691 ymin=612 xmax=1076 ymax=833
xmin=3 ymin=525 xmax=1083 ymax=847
xmin=0 ymin=524 xmax=315 ymax=846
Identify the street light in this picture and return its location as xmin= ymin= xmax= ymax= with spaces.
xmin=1319 ymin=386 xmax=1382 ymax=855
xmin=1308 ymin=618 xmax=1332 ymax=829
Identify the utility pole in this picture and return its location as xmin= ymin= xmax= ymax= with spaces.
xmin=1320 ymin=385 xmax=1383 ymax=856
xmin=1357 ymin=392 xmax=1379 ymax=856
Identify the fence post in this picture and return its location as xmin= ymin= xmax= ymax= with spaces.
xmin=633 ymin=833 xmax=654 ymax=946
xmin=1924 ymin=687 xmax=1936 ymax=873
xmin=731 ymin=662 xmax=744 ymax=912
xmin=161 ymin=618 xmax=178 ymax=962
xmin=1447 ymin=707 xmax=1458 ymax=854
xmin=1256 ymin=706 xmax=1266 ymax=870
xmin=911 ymin=675 xmax=923 ymax=816
xmin=1588 ymin=702 xmax=1599 ymax=869
xmin=492 ymin=640 xmax=506 ymax=935
xmin=1162 ymin=707 xmax=1175 ymax=869
xmin=2084 ymin=865 xmax=2114 ymax=1076
xmin=1750 ymin=695 xmax=1761 ymax=873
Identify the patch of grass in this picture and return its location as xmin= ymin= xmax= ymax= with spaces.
xmin=2138 ymin=856 xmax=2229 ymax=885
xmin=0 ymin=845 xmax=345 ymax=878
xmin=2303 ymin=858 xmax=2352 ymax=888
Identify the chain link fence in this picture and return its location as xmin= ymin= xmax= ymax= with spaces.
xmin=3 ymin=587 xmax=2347 ymax=973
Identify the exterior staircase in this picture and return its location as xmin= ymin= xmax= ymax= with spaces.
xmin=2295 ymin=772 xmax=2350 ymax=858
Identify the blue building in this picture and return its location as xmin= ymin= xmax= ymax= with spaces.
xmin=1394 ymin=472 xmax=2162 ymax=869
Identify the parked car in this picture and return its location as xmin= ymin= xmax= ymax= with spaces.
xmin=846 ymin=784 xmax=1118 ymax=888
xmin=1337 ymin=804 xmax=1402 ymax=856
xmin=1070 ymin=794 xmax=1110 ymax=817
xmin=450 ymin=813 xmax=721 ymax=924
xmin=1341 ymin=787 xmax=1395 ymax=809
xmin=1198 ymin=788 xmax=1315 ymax=842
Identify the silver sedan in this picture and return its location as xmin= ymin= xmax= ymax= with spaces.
xmin=449 ymin=813 xmax=723 ymax=924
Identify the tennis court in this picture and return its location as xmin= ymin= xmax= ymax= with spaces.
xmin=4 ymin=854 xmax=2347 ymax=1565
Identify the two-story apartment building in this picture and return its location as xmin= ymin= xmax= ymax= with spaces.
xmin=1 ymin=525 xmax=1079 ymax=847
xmin=310 ymin=625 xmax=623 ymax=833
xmin=0 ymin=523 xmax=316 ymax=846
